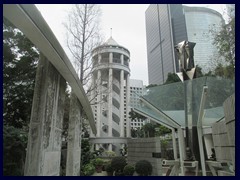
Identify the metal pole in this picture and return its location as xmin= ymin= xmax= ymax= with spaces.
xmin=197 ymin=86 xmax=208 ymax=176
xmin=184 ymin=81 xmax=189 ymax=147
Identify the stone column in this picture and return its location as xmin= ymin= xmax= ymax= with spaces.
xmin=178 ymin=128 xmax=186 ymax=175
xmin=108 ymin=144 xmax=113 ymax=151
xmin=109 ymin=52 xmax=113 ymax=63
xmin=108 ymin=68 xmax=113 ymax=139
xmin=98 ymin=54 xmax=102 ymax=64
xmin=121 ymin=54 xmax=124 ymax=65
xmin=24 ymin=54 xmax=66 ymax=176
xmin=126 ymin=73 xmax=131 ymax=137
xmin=96 ymin=70 xmax=102 ymax=137
xmin=120 ymin=70 xmax=124 ymax=137
xmin=66 ymin=93 xmax=82 ymax=176
xmin=171 ymin=128 xmax=178 ymax=160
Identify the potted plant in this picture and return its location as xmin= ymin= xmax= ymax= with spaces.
xmin=94 ymin=158 xmax=104 ymax=173
xmin=82 ymin=163 xmax=95 ymax=176
xmin=135 ymin=160 xmax=152 ymax=176
xmin=123 ymin=164 xmax=135 ymax=176
xmin=111 ymin=156 xmax=127 ymax=176
xmin=105 ymin=162 xmax=113 ymax=176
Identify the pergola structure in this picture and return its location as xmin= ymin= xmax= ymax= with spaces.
xmin=132 ymin=76 xmax=234 ymax=176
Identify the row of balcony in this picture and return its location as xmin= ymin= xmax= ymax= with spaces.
xmin=93 ymin=58 xmax=129 ymax=67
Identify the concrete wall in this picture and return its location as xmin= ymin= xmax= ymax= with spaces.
xmin=223 ymin=93 xmax=235 ymax=171
xmin=127 ymin=137 xmax=162 ymax=176
xmin=212 ymin=94 xmax=235 ymax=172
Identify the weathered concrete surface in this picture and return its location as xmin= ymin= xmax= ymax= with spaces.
xmin=66 ymin=93 xmax=82 ymax=176
xmin=223 ymin=93 xmax=235 ymax=172
xmin=211 ymin=94 xmax=235 ymax=174
xmin=24 ymin=54 xmax=66 ymax=175
xmin=127 ymin=137 xmax=162 ymax=176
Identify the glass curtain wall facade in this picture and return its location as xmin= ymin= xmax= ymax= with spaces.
xmin=183 ymin=6 xmax=224 ymax=72
xmin=145 ymin=4 xmax=187 ymax=85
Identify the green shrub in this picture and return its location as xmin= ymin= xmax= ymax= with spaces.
xmin=135 ymin=160 xmax=152 ymax=176
xmin=94 ymin=158 xmax=104 ymax=166
xmin=82 ymin=163 xmax=95 ymax=176
xmin=111 ymin=156 xmax=127 ymax=172
xmin=105 ymin=162 xmax=113 ymax=173
xmin=123 ymin=164 xmax=135 ymax=176
xmin=3 ymin=125 xmax=28 ymax=176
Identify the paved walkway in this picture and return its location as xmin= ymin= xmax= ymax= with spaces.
xmin=92 ymin=171 xmax=108 ymax=176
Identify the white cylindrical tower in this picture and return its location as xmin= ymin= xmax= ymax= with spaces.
xmin=90 ymin=37 xmax=130 ymax=153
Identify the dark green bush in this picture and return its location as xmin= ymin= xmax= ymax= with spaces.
xmin=105 ymin=162 xmax=113 ymax=173
xmin=135 ymin=160 xmax=152 ymax=176
xmin=3 ymin=125 xmax=28 ymax=176
xmin=111 ymin=156 xmax=127 ymax=172
xmin=123 ymin=164 xmax=135 ymax=176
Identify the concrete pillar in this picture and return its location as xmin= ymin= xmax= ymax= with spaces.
xmin=109 ymin=52 xmax=113 ymax=63
xmin=120 ymin=70 xmax=124 ymax=137
xmin=108 ymin=68 xmax=113 ymax=137
xmin=66 ymin=93 xmax=82 ymax=176
xmin=98 ymin=54 xmax=102 ymax=64
xmin=171 ymin=128 xmax=178 ymax=160
xmin=95 ymin=144 xmax=100 ymax=150
xmin=178 ymin=128 xmax=186 ymax=176
xmin=121 ymin=54 xmax=124 ymax=65
xmin=96 ymin=70 xmax=102 ymax=137
xmin=24 ymin=54 xmax=66 ymax=176
xmin=108 ymin=144 xmax=112 ymax=151
xmin=126 ymin=73 xmax=131 ymax=137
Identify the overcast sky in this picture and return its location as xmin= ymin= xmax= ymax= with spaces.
xmin=36 ymin=4 xmax=227 ymax=85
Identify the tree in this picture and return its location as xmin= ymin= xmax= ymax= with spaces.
xmin=63 ymin=4 xmax=103 ymax=94
xmin=141 ymin=123 xmax=156 ymax=137
xmin=155 ymin=125 xmax=171 ymax=137
xmin=164 ymin=73 xmax=181 ymax=84
xmin=3 ymin=17 xmax=39 ymax=175
xmin=129 ymin=109 xmax=146 ymax=121
xmin=3 ymin=17 xmax=39 ymax=128
xmin=209 ymin=7 xmax=235 ymax=79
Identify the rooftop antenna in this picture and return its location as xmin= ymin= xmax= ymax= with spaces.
xmin=110 ymin=28 xmax=112 ymax=37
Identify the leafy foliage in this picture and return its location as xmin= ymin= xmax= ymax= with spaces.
xmin=105 ymin=162 xmax=113 ymax=173
xmin=81 ymin=139 xmax=95 ymax=167
xmin=3 ymin=17 xmax=39 ymax=128
xmin=3 ymin=126 xmax=28 ymax=175
xmin=123 ymin=164 xmax=135 ymax=176
xmin=135 ymin=160 xmax=152 ymax=176
xmin=82 ymin=163 xmax=95 ymax=176
xmin=208 ymin=9 xmax=235 ymax=79
xmin=129 ymin=109 xmax=146 ymax=120
xmin=111 ymin=156 xmax=127 ymax=173
xmin=3 ymin=17 xmax=39 ymax=176
xmin=164 ymin=72 xmax=181 ymax=84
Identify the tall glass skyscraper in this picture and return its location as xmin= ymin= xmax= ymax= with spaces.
xmin=183 ymin=6 xmax=224 ymax=71
xmin=145 ymin=4 xmax=224 ymax=85
xmin=145 ymin=4 xmax=187 ymax=85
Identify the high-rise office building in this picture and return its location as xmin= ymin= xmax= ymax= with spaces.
xmin=145 ymin=4 xmax=187 ymax=85
xmin=145 ymin=4 xmax=224 ymax=84
xmin=128 ymin=79 xmax=149 ymax=129
xmin=183 ymin=6 xmax=224 ymax=71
